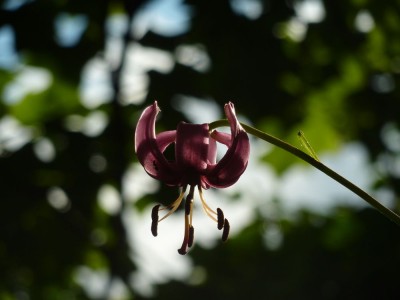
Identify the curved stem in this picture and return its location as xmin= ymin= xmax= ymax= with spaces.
xmin=209 ymin=120 xmax=400 ymax=226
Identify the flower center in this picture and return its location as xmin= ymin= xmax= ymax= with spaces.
xmin=151 ymin=185 xmax=230 ymax=255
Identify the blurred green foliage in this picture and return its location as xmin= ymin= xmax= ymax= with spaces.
xmin=0 ymin=0 xmax=399 ymax=299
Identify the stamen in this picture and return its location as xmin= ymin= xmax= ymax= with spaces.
xmin=151 ymin=204 xmax=160 ymax=236
xmin=177 ymin=246 xmax=187 ymax=255
xmin=151 ymin=187 xmax=186 ymax=238
xmin=222 ymin=218 xmax=230 ymax=242
xmin=198 ymin=186 xmax=218 ymax=222
xmin=151 ymin=221 xmax=158 ymax=237
xmin=188 ymin=225 xmax=194 ymax=248
xmin=158 ymin=189 xmax=186 ymax=222
xmin=152 ymin=204 xmax=160 ymax=221
xmin=217 ymin=208 xmax=225 ymax=230
xmin=177 ymin=208 xmax=189 ymax=255
xmin=178 ymin=186 xmax=195 ymax=255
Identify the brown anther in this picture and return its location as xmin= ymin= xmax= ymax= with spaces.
xmin=151 ymin=205 xmax=160 ymax=237
xmin=151 ymin=204 xmax=160 ymax=221
xmin=178 ymin=246 xmax=187 ymax=255
xmin=217 ymin=208 xmax=224 ymax=230
xmin=151 ymin=220 xmax=158 ymax=237
xmin=222 ymin=218 xmax=230 ymax=242
xmin=188 ymin=226 xmax=194 ymax=248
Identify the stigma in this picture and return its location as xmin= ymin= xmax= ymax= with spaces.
xmin=151 ymin=185 xmax=230 ymax=255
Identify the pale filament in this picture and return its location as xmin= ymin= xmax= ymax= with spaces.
xmin=158 ymin=189 xmax=186 ymax=222
xmin=198 ymin=186 xmax=218 ymax=222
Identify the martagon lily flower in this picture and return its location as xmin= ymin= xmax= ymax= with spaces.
xmin=134 ymin=101 xmax=250 ymax=255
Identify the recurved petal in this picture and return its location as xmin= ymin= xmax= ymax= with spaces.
xmin=207 ymin=137 xmax=217 ymax=165
xmin=211 ymin=131 xmax=231 ymax=147
xmin=156 ymin=130 xmax=176 ymax=152
xmin=135 ymin=101 xmax=181 ymax=185
xmin=204 ymin=131 xmax=249 ymax=188
xmin=203 ymin=102 xmax=250 ymax=188
xmin=225 ymin=101 xmax=242 ymax=135
xmin=134 ymin=101 xmax=159 ymax=153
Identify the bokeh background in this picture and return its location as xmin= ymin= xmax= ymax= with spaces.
xmin=1 ymin=0 xmax=400 ymax=299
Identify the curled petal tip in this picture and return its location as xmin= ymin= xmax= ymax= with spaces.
xmin=135 ymin=101 xmax=159 ymax=151
xmin=225 ymin=101 xmax=234 ymax=110
xmin=224 ymin=102 xmax=235 ymax=117
xmin=134 ymin=101 xmax=180 ymax=185
xmin=204 ymin=102 xmax=250 ymax=188
xmin=224 ymin=101 xmax=244 ymax=134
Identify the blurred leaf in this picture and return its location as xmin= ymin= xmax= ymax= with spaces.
xmin=8 ymin=79 xmax=81 ymax=124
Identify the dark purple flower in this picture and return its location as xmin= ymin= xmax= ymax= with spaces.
xmin=135 ymin=101 xmax=250 ymax=254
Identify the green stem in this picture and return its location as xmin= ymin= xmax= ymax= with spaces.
xmin=209 ymin=120 xmax=400 ymax=226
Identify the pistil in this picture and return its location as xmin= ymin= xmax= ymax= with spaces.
xmin=178 ymin=185 xmax=195 ymax=255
